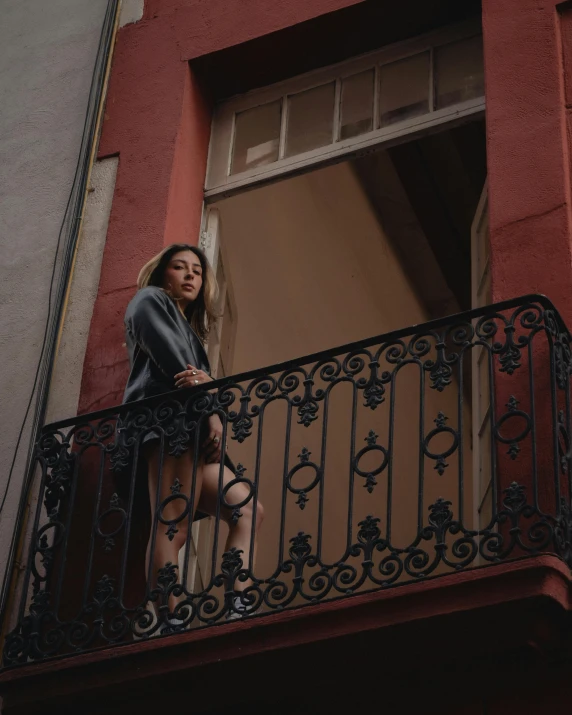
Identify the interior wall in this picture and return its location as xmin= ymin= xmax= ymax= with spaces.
xmin=218 ymin=162 xmax=429 ymax=372
xmin=208 ymin=161 xmax=473 ymax=597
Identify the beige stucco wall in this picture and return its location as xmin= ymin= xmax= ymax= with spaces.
xmin=208 ymin=160 xmax=473 ymax=596
xmin=221 ymin=162 xmax=429 ymax=372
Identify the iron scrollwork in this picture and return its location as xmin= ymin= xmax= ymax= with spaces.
xmin=4 ymin=295 xmax=572 ymax=667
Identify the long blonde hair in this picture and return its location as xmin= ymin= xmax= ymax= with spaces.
xmin=137 ymin=243 xmax=218 ymax=342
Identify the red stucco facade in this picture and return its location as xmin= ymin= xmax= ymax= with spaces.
xmin=81 ymin=0 xmax=366 ymax=413
xmin=485 ymin=0 xmax=572 ymax=310
xmin=81 ymin=0 xmax=572 ymax=417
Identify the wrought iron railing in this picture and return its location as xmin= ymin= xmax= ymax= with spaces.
xmin=3 ymin=295 xmax=572 ymax=666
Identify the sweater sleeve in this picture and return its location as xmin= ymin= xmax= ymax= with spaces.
xmin=126 ymin=288 xmax=196 ymax=380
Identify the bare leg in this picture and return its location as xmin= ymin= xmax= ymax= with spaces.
xmin=144 ymin=444 xmax=202 ymax=611
xmin=196 ymin=462 xmax=264 ymax=592
xmin=144 ymin=444 xmax=264 ymax=619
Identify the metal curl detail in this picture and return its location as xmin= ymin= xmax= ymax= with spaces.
xmin=5 ymin=296 xmax=572 ymax=666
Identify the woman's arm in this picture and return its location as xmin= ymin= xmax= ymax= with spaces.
xmin=126 ymin=288 xmax=197 ymax=380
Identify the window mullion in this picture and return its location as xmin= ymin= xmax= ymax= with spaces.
xmin=226 ymin=112 xmax=237 ymax=177
xmin=373 ymin=64 xmax=381 ymax=131
xmin=333 ymin=78 xmax=342 ymax=142
xmin=278 ymin=95 xmax=288 ymax=159
xmin=429 ymin=46 xmax=436 ymax=112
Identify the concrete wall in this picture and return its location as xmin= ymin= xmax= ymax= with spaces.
xmin=0 ymin=0 xmax=111 ymax=608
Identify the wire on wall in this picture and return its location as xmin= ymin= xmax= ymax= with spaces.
xmin=0 ymin=0 xmax=121 ymax=643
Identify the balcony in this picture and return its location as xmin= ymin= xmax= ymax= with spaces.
xmin=2 ymin=295 xmax=572 ymax=687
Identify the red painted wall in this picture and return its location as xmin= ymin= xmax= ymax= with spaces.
xmin=80 ymin=0 xmax=364 ymax=413
xmin=82 ymin=0 xmax=572 ymax=414
xmin=479 ymin=0 xmax=572 ymax=525
xmin=162 ymin=68 xmax=211 ymax=250
xmin=81 ymin=21 xmax=191 ymax=411
xmin=483 ymin=0 xmax=572 ymax=321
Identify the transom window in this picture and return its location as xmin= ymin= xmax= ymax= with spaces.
xmin=206 ymin=20 xmax=484 ymax=197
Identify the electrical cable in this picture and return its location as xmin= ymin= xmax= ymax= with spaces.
xmin=0 ymin=0 xmax=120 ymax=642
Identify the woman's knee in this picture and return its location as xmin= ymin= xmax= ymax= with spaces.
xmin=235 ymin=494 xmax=264 ymax=530
xmin=253 ymin=498 xmax=264 ymax=528
xmin=172 ymin=525 xmax=190 ymax=551
xmin=152 ymin=514 xmax=189 ymax=549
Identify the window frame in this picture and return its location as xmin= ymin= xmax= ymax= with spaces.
xmin=205 ymin=18 xmax=484 ymax=199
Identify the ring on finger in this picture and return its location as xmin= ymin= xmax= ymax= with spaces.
xmin=194 ymin=379 xmax=199 ymax=385
xmin=192 ymin=370 xmax=197 ymax=375
xmin=213 ymin=436 xmax=220 ymax=443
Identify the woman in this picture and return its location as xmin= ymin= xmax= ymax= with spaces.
xmin=122 ymin=243 xmax=263 ymax=624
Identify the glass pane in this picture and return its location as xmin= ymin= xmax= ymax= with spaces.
xmin=379 ymin=52 xmax=430 ymax=127
xmin=285 ymin=82 xmax=335 ymax=157
xmin=231 ymin=100 xmax=281 ymax=175
xmin=435 ymin=35 xmax=484 ymax=109
xmin=340 ymin=70 xmax=374 ymax=140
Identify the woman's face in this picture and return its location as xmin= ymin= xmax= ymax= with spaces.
xmin=162 ymin=250 xmax=203 ymax=308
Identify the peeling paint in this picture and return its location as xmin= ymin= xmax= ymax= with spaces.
xmin=119 ymin=0 xmax=144 ymax=27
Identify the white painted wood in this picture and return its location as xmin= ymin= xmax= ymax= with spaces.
xmin=199 ymin=205 xmax=221 ymax=275
xmin=333 ymin=78 xmax=342 ymax=142
xmin=206 ymin=101 xmax=484 ymax=199
xmin=206 ymin=18 xmax=483 ymax=195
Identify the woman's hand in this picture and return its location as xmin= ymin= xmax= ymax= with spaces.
xmin=174 ymin=364 xmax=213 ymax=389
xmin=203 ymin=414 xmax=224 ymax=463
